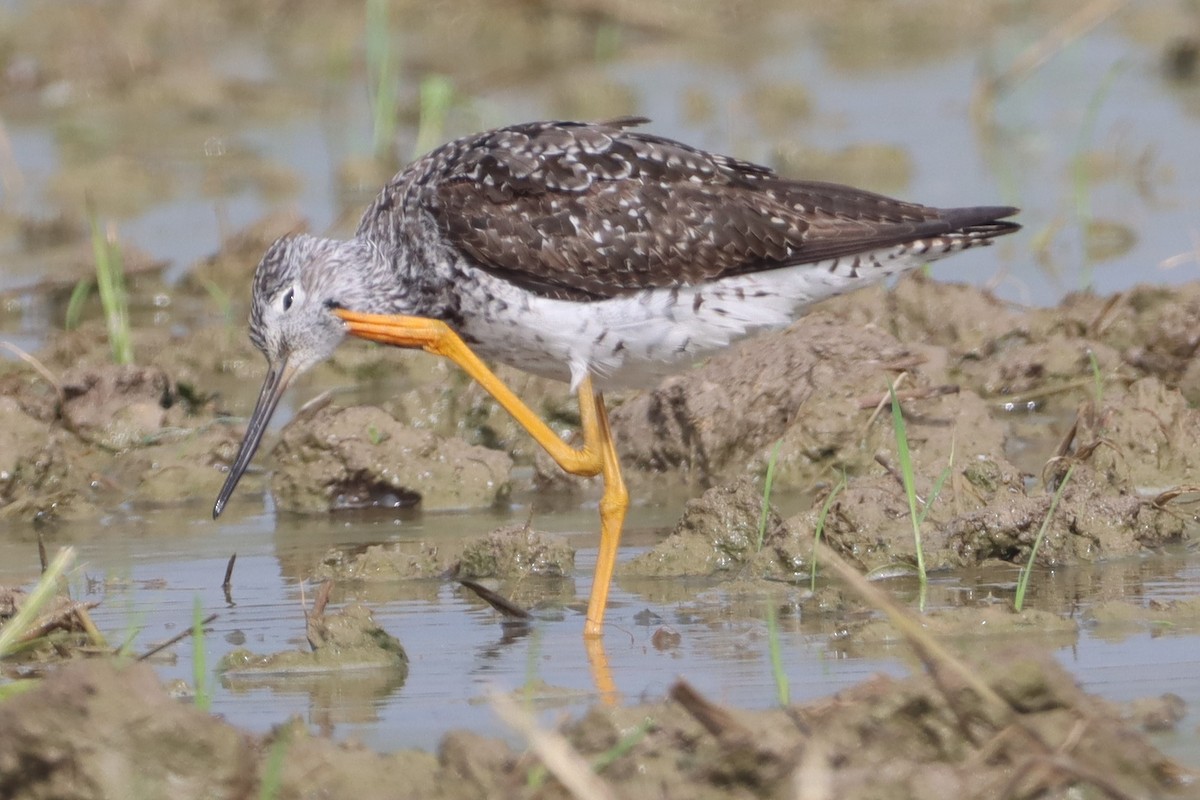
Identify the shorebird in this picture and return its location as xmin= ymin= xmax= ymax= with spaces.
xmin=212 ymin=117 xmax=1019 ymax=638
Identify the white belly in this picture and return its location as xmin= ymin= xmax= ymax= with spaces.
xmin=456 ymin=243 xmax=957 ymax=392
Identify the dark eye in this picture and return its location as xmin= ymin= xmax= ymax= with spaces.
xmin=281 ymin=289 xmax=294 ymax=311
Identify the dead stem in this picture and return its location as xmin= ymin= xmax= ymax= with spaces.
xmin=812 ymin=541 xmax=1014 ymax=727
xmin=812 ymin=542 xmax=1192 ymax=795
xmin=460 ymin=580 xmax=532 ymax=620
xmin=992 ymin=377 xmax=1096 ymax=409
xmin=222 ymin=554 xmax=237 ymax=590
xmin=861 ymin=371 xmax=907 ymax=434
xmin=74 ymin=603 xmax=107 ymax=648
xmin=136 ymin=613 xmax=219 ymax=662
xmin=0 ymin=341 xmax=64 ymax=404
xmin=490 ymin=690 xmax=618 ymax=800
xmin=973 ymin=0 xmax=1130 ymax=107
xmin=669 ymin=678 xmax=754 ymax=741
xmin=14 ymin=600 xmax=100 ymax=647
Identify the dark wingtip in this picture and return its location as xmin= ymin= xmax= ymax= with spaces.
xmin=597 ymin=115 xmax=652 ymax=129
xmin=941 ymin=205 xmax=1020 ymax=227
xmin=937 ymin=205 xmax=1022 ymax=239
xmin=212 ymin=499 xmax=225 ymax=520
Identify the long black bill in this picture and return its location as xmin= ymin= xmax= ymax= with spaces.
xmin=212 ymin=358 xmax=293 ymax=519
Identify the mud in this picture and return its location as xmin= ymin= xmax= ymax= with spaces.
xmin=611 ymin=276 xmax=1199 ymax=580
xmin=623 ymin=479 xmax=789 ymax=578
xmin=269 ymin=404 xmax=513 ymax=513
xmin=318 ymin=523 xmax=574 ymax=581
xmin=835 ymin=605 xmax=1079 ymax=652
xmin=221 ymin=602 xmax=408 ymax=677
xmin=0 ymin=649 xmax=1190 ymax=800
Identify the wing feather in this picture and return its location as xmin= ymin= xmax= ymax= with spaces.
xmin=412 ymin=120 xmax=1016 ymax=300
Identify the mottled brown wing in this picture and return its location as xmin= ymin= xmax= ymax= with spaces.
xmin=428 ymin=120 xmax=997 ymax=300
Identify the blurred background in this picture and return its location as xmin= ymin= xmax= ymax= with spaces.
xmin=2 ymin=0 xmax=1199 ymax=336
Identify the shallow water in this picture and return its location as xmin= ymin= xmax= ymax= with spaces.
xmin=3 ymin=504 xmax=1198 ymax=766
xmin=4 ymin=0 xmax=1200 ymax=774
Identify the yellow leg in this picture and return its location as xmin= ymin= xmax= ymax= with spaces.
xmin=335 ymin=310 xmax=627 ymax=638
xmin=584 ymin=394 xmax=627 ymax=637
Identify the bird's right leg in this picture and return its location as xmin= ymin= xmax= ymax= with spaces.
xmin=335 ymin=310 xmax=625 ymax=696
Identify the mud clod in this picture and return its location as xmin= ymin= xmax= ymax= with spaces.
xmin=610 ymin=313 xmax=923 ymax=492
xmin=455 ymin=524 xmax=575 ymax=579
xmin=220 ymin=603 xmax=408 ymax=677
xmin=316 ymin=525 xmax=574 ymax=583
xmin=0 ymin=661 xmax=258 ymax=800
xmin=269 ymin=404 xmax=513 ymax=514
xmin=624 ymin=479 xmax=788 ymax=577
xmin=0 ymin=397 xmax=86 ymax=519
xmin=60 ymin=364 xmax=174 ymax=450
xmin=1075 ymin=376 xmax=1200 ymax=491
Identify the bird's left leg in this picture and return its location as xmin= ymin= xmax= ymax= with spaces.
xmin=585 ymin=391 xmax=627 ymax=637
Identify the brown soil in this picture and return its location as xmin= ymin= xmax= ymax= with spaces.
xmin=221 ymin=602 xmax=409 ymax=677
xmin=269 ymin=404 xmax=513 ymax=513
xmin=0 ymin=649 xmax=1190 ymax=800
xmin=614 ymin=276 xmax=1198 ymax=579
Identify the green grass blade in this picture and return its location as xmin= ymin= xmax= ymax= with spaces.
xmin=87 ymin=210 xmax=132 ymax=365
xmin=366 ymin=0 xmax=398 ymax=160
xmin=192 ymin=597 xmax=211 ymax=711
xmin=0 ymin=547 xmax=75 ymax=659
xmin=888 ymin=381 xmax=926 ymax=586
xmin=756 ymin=439 xmax=784 ymax=552
xmin=765 ymin=603 xmax=789 ymax=706
xmin=810 ymin=472 xmax=847 ymax=592
xmin=198 ymin=277 xmax=234 ymax=325
xmin=413 ymin=74 xmax=454 ymax=159
xmin=64 ymin=278 xmax=93 ymax=330
xmin=592 ymin=716 xmax=653 ymax=773
xmin=1088 ymin=350 xmax=1104 ymax=405
xmin=1014 ymin=463 xmax=1075 ymax=612
xmin=916 ymin=435 xmax=953 ymax=530
xmin=259 ymin=729 xmax=291 ymax=800
xmin=0 ymin=679 xmax=39 ymax=701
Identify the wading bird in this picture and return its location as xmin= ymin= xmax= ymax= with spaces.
xmin=212 ymin=117 xmax=1019 ymax=640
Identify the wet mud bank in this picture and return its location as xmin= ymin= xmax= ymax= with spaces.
xmin=614 ymin=276 xmax=1200 ymax=581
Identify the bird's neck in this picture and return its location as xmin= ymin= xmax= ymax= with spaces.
xmin=347 ymin=229 xmax=442 ymax=318
xmin=326 ymin=236 xmax=410 ymax=316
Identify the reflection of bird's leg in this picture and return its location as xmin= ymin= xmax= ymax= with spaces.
xmin=335 ymin=309 xmax=627 ymax=638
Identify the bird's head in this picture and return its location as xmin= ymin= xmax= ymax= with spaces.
xmin=213 ymin=233 xmax=382 ymax=518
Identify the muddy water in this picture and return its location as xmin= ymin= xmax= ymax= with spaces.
xmin=2 ymin=506 xmax=1199 ymax=767
xmin=5 ymin=0 xmax=1200 ymax=791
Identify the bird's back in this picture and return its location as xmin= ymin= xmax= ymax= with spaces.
xmin=357 ymin=118 xmax=1019 ymax=303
